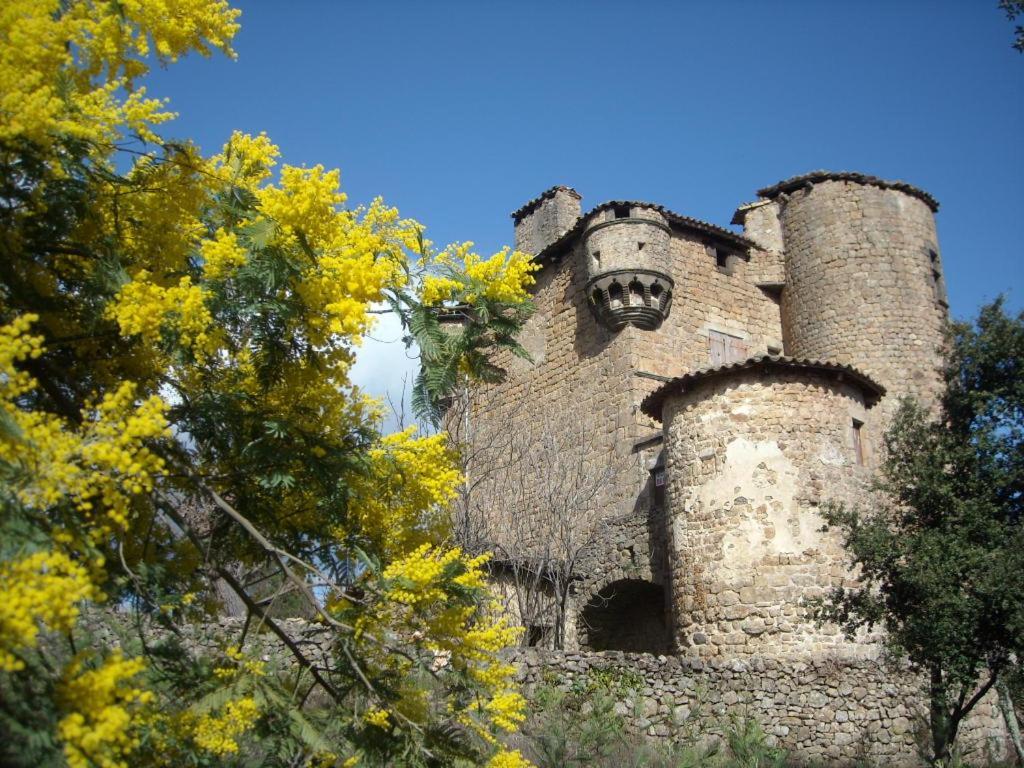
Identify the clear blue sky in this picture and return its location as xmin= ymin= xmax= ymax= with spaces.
xmin=146 ymin=0 xmax=1023 ymax=402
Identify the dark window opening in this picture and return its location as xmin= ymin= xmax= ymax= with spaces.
xmin=581 ymin=579 xmax=669 ymax=653
xmin=852 ymin=418 xmax=865 ymax=466
xmin=637 ymin=241 xmax=645 ymax=251
xmin=652 ymin=466 xmax=666 ymax=510
xmin=628 ymin=279 xmax=645 ymax=306
xmin=613 ymin=204 xmax=631 ymax=219
xmin=592 ymin=249 xmax=600 ymax=264
xmin=929 ymin=250 xmax=948 ymax=306
xmin=607 ymin=282 xmax=623 ymax=308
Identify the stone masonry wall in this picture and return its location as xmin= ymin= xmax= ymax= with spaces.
xmin=778 ymin=179 xmax=948 ymax=426
xmin=509 ymin=648 xmax=1008 ymax=766
xmin=662 ymin=368 xmax=877 ymax=658
xmin=459 ymin=247 xmax=641 ymax=557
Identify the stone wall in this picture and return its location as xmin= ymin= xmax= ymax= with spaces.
xmin=509 ymin=648 xmax=1009 ymax=766
xmin=661 ymin=365 xmax=878 ymax=658
xmin=777 ymin=179 xmax=949 ymax=425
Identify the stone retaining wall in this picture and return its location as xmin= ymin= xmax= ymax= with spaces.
xmin=509 ymin=648 xmax=1009 ymax=766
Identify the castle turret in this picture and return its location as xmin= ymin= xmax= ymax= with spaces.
xmin=583 ymin=204 xmax=674 ymax=331
xmin=642 ymin=357 xmax=885 ymax=658
xmin=759 ymin=172 xmax=948 ymax=417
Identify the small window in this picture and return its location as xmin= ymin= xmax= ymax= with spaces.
xmin=852 ymin=419 xmax=865 ymax=466
xmin=928 ymin=250 xmax=947 ymax=306
xmin=709 ymin=245 xmax=734 ymax=274
xmin=592 ymin=249 xmax=601 ymax=265
xmin=613 ymin=204 xmax=631 ymax=219
xmin=608 ymin=282 xmax=623 ymax=308
xmin=650 ymin=466 xmax=666 ymax=510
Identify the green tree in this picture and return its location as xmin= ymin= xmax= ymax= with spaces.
xmin=816 ymin=299 xmax=1024 ymax=766
xmin=1000 ymin=1 xmax=1024 ymax=52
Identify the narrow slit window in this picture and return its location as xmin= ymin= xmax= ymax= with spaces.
xmin=928 ymin=250 xmax=947 ymax=306
xmin=852 ymin=419 xmax=865 ymax=466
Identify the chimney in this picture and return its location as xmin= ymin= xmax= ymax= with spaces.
xmin=511 ymin=186 xmax=582 ymax=256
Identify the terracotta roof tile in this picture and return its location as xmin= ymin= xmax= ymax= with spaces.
xmin=756 ymin=171 xmax=939 ymax=212
xmin=640 ymin=355 xmax=886 ymax=421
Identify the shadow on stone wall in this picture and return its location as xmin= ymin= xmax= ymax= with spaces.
xmin=581 ymin=578 xmax=670 ymax=654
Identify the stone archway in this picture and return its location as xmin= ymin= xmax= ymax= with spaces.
xmin=580 ymin=578 xmax=670 ymax=653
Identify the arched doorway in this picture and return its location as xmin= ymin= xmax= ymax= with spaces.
xmin=580 ymin=578 xmax=669 ymax=653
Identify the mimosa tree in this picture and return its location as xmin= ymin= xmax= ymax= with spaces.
xmin=0 ymin=3 xmax=536 ymax=766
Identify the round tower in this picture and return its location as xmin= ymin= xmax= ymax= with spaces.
xmin=759 ymin=172 xmax=948 ymax=417
xmin=584 ymin=204 xmax=674 ymax=331
xmin=641 ymin=358 xmax=885 ymax=658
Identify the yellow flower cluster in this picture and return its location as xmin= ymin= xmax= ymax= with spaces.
xmin=419 ymin=243 xmax=538 ymax=306
xmin=213 ymin=645 xmax=266 ymax=679
xmin=484 ymin=690 xmax=528 ymax=732
xmin=382 ymin=544 xmax=467 ymax=606
xmin=58 ymin=651 xmax=152 ymax=768
xmin=6 ymin=385 xmax=168 ymax=533
xmin=108 ymin=271 xmax=215 ymax=359
xmin=0 ymin=313 xmax=43 ymax=396
xmin=0 ymin=318 xmax=170 ymax=534
xmin=362 ymin=708 xmax=391 ymax=729
xmin=349 ymin=427 xmax=463 ymax=559
xmin=420 ymin=275 xmax=464 ymax=306
xmin=0 ymin=550 xmax=98 ymax=671
xmin=210 ymin=130 xmax=280 ymax=188
xmin=259 ymin=165 xmax=347 ymax=245
xmin=191 ymin=696 xmax=260 ymax=756
xmin=0 ymin=0 xmax=239 ymax=149
xmin=487 ymin=749 xmax=535 ymax=768
xmin=200 ymin=227 xmax=248 ymax=279
xmin=465 ymin=247 xmax=539 ymax=304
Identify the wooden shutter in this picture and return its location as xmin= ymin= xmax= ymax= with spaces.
xmin=726 ymin=335 xmax=749 ymax=363
xmin=709 ymin=330 xmax=748 ymax=365
xmin=709 ymin=331 xmax=727 ymax=366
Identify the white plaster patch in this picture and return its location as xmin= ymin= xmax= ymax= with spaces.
xmin=681 ymin=437 xmax=825 ymax=575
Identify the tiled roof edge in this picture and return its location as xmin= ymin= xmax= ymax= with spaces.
xmin=510 ymin=185 xmax=582 ymax=222
xmin=640 ymin=355 xmax=886 ymax=421
xmin=756 ymin=171 xmax=939 ymax=212
xmin=533 ymin=200 xmax=758 ymax=265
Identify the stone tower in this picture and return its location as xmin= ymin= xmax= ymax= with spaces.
xmin=756 ymin=172 xmax=949 ymax=419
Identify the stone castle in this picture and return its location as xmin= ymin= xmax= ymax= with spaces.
xmin=452 ymin=171 xmax=1009 ymax=761
xmin=456 ymin=171 xmax=949 ymax=660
